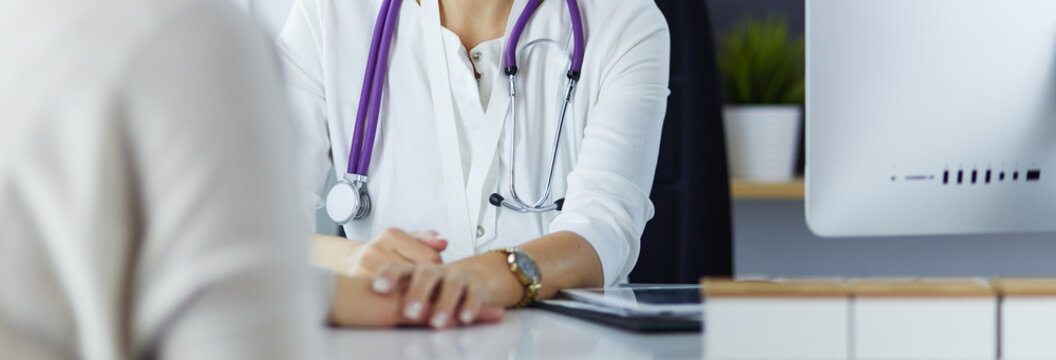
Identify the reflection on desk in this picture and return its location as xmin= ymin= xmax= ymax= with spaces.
xmin=330 ymin=309 xmax=702 ymax=360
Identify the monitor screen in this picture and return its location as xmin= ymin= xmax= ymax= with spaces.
xmin=806 ymin=0 xmax=1056 ymax=237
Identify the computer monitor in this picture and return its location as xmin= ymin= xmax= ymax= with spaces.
xmin=806 ymin=0 xmax=1056 ymax=237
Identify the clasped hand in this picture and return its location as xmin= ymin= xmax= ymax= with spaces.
xmin=331 ymin=228 xmax=505 ymax=329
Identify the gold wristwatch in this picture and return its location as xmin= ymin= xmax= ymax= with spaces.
xmin=491 ymin=247 xmax=542 ymax=308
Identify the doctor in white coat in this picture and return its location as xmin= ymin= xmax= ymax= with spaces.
xmin=279 ymin=0 xmax=670 ymax=329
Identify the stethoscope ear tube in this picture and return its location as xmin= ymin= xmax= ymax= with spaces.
xmin=489 ymin=193 xmax=565 ymax=213
xmin=487 ymin=0 xmax=584 ymax=215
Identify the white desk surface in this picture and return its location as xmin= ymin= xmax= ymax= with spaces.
xmin=330 ymin=309 xmax=702 ymax=359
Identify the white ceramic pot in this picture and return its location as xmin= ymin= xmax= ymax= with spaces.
xmin=723 ymin=105 xmax=802 ymax=182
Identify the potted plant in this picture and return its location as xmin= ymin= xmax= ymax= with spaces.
xmin=717 ymin=16 xmax=805 ymax=182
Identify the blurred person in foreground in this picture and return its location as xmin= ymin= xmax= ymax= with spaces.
xmin=0 ymin=0 xmax=499 ymax=359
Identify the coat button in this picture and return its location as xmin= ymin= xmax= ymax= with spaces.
xmin=476 ymin=225 xmax=485 ymax=238
xmin=471 ymin=52 xmax=482 ymax=62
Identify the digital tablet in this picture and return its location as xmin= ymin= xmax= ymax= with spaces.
xmin=532 ymin=300 xmax=702 ymax=333
xmin=560 ymin=285 xmax=703 ymax=316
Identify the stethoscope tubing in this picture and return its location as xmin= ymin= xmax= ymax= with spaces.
xmin=505 ymin=0 xmax=585 ymax=74
xmin=348 ymin=0 xmax=401 ymax=177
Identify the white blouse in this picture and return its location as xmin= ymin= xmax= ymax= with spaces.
xmin=278 ymin=0 xmax=670 ymax=285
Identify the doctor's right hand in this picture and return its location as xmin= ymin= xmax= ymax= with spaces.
xmin=328 ymin=273 xmax=504 ymax=329
xmin=369 ymin=262 xmax=506 ymax=329
xmin=345 ymin=228 xmax=448 ymax=276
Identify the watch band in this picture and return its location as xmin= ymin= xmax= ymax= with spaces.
xmin=491 ymin=248 xmax=542 ymax=308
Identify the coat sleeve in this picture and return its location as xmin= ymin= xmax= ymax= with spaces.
xmin=549 ymin=1 xmax=671 ymax=286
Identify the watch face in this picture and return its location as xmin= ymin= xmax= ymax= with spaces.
xmin=514 ymin=251 xmax=541 ymax=283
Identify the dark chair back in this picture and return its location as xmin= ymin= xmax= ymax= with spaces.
xmin=630 ymin=0 xmax=733 ymax=283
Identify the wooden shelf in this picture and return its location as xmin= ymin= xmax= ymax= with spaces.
xmin=730 ymin=178 xmax=804 ymax=200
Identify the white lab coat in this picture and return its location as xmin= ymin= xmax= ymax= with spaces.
xmin=278 ymin=0 xmax=670 ymax=285
xmin=0 ymin=0 xmax=327 ymax=359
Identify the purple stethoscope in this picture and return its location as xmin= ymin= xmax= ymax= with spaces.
xmin=325 ymin=0 xmax=586 ymax=225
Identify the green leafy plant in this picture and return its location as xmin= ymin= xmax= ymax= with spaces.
xmin=717 ymin=16 xmax=805 ymax=105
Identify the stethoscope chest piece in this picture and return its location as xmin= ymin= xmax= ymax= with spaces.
xmin=325 ymin=174 xmax=371 ymax=225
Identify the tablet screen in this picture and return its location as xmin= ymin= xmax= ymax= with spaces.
xmin=573 ymin=286 xmax=702 ymax=305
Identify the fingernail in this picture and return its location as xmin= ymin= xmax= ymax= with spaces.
xmin=372 ymin=278 xmax=391 ymax=293
xmin=459 ymin=310 xmax=474 ymax=324
xmin=431 ymin=312 xmax=448 ymax=328
xmin=404 ymin=302 xmax=423 ymax=320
